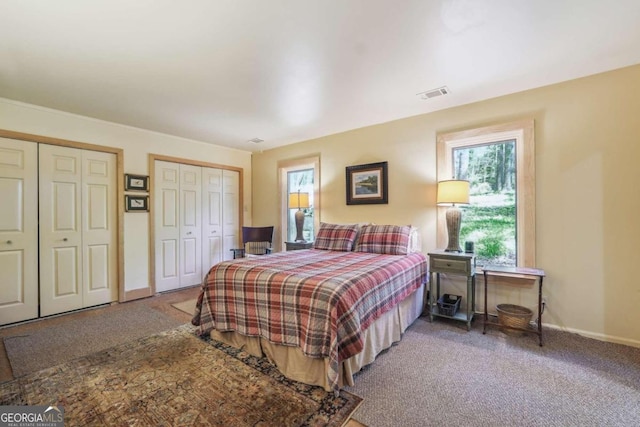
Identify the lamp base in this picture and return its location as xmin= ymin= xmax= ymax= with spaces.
xmin=294 ymin=209 xmax=306 ymax=242
xmin=445 ymin=206 xmax=463 ymax=252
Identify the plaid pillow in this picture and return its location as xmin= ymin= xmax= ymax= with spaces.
xmin=313 ymin=223 xmax=359 ymax=251
xmin=354 ymin=224 xmax=411 ymax=255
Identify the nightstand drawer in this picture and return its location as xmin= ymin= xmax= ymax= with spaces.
xmin=430 ymin=257 xmax=470 ymax=274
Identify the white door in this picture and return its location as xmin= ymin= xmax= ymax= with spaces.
xmin=39 ymin=144 xmax=84 ymax=316
xmin=222 ymin=170 xmax=240 ymax=261
xmin=179 ymin=164 xmax=202 ymax=287
xmin=154 ymin=160 xmax=180 ymax=292
xmin=39 ymin=145 xmax=117 ymax=316
xmin=154 ymin=161 xmax=237 ymax=292
xmin=0 ymin=138 xmax=38 ymax=325
xmin=82 ymin=150 xmax=117 ymax=307
xmin=202 ymin=167 xmax=223 ymax=273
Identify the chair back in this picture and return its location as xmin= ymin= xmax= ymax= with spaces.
xmin=242 ymin=226 xmax=274 ymax=256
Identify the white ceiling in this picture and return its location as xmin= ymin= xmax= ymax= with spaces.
xmin=2 ymin=0 xmax=640 ymax=152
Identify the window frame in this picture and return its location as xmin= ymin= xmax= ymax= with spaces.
xmin=436 ymin=119 xmax=535 ymax=267
xmin=277 ymin=155 xmax=320 ymax=251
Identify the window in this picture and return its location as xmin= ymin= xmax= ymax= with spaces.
xmin=286 ymin=168 xmax=315 ymax=242
xmin=437 ymin=120 xmax=535 ymax=267
xmin=455 ymin=140 xmax=517 ymax=266
xmin=278 ymin=155 xmax=320 ymax=249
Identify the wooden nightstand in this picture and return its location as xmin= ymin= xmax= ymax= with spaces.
xmin=428 ymin=251 xmax=476 ymax=331
xmin=285 ymin=241 xmax=313 ymax=251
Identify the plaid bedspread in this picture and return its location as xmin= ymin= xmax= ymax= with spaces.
xmin=193 ymin=249 xmax=427 ymax=391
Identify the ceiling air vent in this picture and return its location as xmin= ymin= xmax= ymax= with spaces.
xmin=417 ymin=86 xmax=450 ymax=100
xmin=248 ymin=138 xmax=264 ymax=144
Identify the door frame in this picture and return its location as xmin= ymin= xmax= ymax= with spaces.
xmin=148 ymin=154 xmax=243 ymax=294
xmin=0 ymin=129 xmax=125 ymax=302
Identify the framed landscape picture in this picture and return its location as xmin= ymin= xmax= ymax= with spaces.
xmin=346 ymin=161 xmax=388 ymax=205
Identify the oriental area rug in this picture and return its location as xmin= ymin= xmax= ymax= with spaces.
xmin=0 ymin=325 xmax=362 ymax=426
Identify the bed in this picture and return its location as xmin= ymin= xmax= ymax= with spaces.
xmin=192 ymin=223 xmax=428 ymax=392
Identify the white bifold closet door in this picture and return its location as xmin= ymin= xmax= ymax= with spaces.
xmin=178 ymin=164 xmax=202 ymax=288
xmin=155 ymin=161 xmax=202 ymax=292
xmin=202 ymin=167 xmax=223 ymax=269
xmin=201 ymin=168 xmax=240 ymax=269
xmin=39 ymin=144 xmax=117 ymax=317
xmin=0 ymin=138 xmax=38 ymax=325
xmin=222 ymin=169 xmax=240 ymax=260
xmin=155 ymin=161 xmax=239 ymax=293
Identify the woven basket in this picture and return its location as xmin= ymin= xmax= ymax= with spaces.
xmin=496 ymin=304 xmax=533 ymax=329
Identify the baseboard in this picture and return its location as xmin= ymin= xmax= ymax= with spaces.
xmin=475 ymin=312 xmax=640 ymax=349
xmin=542 ymin=322 xmax=640 ymax=349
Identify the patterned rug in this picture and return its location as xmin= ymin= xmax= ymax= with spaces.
xmin=0 ymin=325 xmax=362 ymax=426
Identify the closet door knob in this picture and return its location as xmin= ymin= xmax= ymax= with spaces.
xmin=6 ymin=240 xmax=11 ymax=244
xmin=63 ymin=238 xmax=68 ymax=242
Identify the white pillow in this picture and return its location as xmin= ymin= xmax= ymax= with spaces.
xmin=408 ymin=226 xmax=422 ymax=253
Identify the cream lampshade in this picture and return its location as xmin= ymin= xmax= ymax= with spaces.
xmin=437 ymin=180 xmax=470 ymax=252
xmin=288 ymin=191 xmax=310 ymax=242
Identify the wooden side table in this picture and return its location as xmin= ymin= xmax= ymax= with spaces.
xmin=285 ymin=241 xmax=313 ymax=251
xmin=428 ymin=251 xmax=476 ymax=331
xmin=482 ymin=266 xmax=546 ymax=346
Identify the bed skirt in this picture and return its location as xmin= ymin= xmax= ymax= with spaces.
xmin=210 ymin=283 xmax=425 ymax=391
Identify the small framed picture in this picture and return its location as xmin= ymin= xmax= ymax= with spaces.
xmin=125 ymin=195 xmax=149 ymax=212
xmin=346 ymin=161 xmax=388 ymax=205
xmin=125 ymin=174 xmax=149 ymax=192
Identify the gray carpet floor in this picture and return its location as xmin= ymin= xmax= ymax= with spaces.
xmin=4 ymin=300 xmax=639 ymax=426
xmin=3 ymin=304 xmax=182 ymax=377
xmin=346 ymin=316 xmax=640 ymax=427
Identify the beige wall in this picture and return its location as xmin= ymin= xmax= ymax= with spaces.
xmin=253 ymin=64 xmax=640 ymax=347
xmin=0 ymin=98 xmax=252 ymax=297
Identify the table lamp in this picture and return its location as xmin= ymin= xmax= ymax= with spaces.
xmin=437 ymin=180 xmax=470 ymax=252
xmin=288 ymin=190 xmax=310 ymax=242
